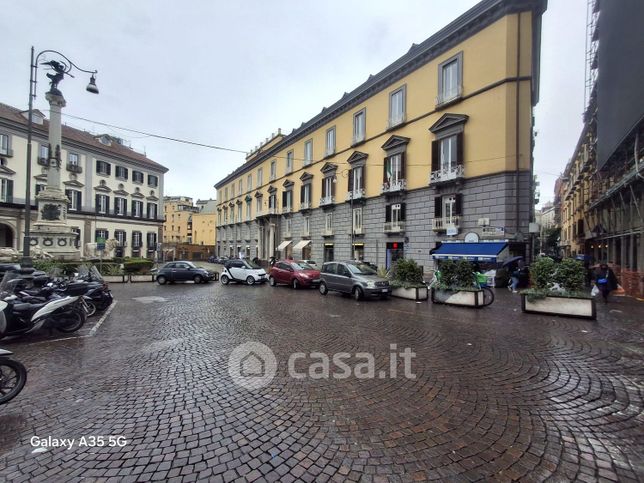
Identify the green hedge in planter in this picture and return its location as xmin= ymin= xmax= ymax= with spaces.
xmin=123 ymin=258 xmax=154 ymax=274
xmin=438 ymin=259 xmax=478 ymax=290
xmin=524 ymin=256 xmax=589 ymax=301
xmin=390 ymin=258 xmax=426 ymax=289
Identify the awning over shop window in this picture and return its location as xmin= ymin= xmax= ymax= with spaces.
xmin=293 ymin=240 xmax=311 ymax=250
xmin=432 ymin=242 xmax=508 ymax=262
xmin=277 ymin=240 xmax=292 ymax=251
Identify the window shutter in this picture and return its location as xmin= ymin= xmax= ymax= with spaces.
xmin=383 ymin=157 xmax=388 ymax=183
xmin=347 ymin=169 xmax=353 ymax=192
xmin=95 ymin=194 xmax=100 ymax=213
xmin=96 ymin=161 xmax=101 ymax=174
xmin=321 ymin=179 xmax=326 ymax=198
xmin=122 ymin=231 xmax=127 ymax=243
xmin=131 ymin=200 xmax=135 ymax=215
xmin=106 ymin=163 xmax=111 ymax=176
xmin=77 ymin=192 xmax=82 ymax=211
xmin=401 ymin=203 xmax=406 ymax=221
xmin=282 ymin=191 xmax=287 ymax=207
xmin=400 ymin=153 xmax=406 ymax=178
xmin=454 ymin=194 xmax=462 ymax=215
xmin=456 ymin=133 xmax=464 ymax=166
xmin=431 ymin=140 xmax=440 ymax=171
xmin=147 ymin=203 xmax=151 ymax=218
xmin=360 ymin=168 xmax=365 ymax=190
xmin=6 ymin=180 xmax=13 ymax=203
xmin=331 ymin=178 xmax=336 ymax=197
xmin=300 ymin=185 xmax=305 ymax=203
xmin=105 ymin=196 xmax=110 ymax=214
xmin=65 ymin=189 xmax=72 ymax=207
xmin=434 ymin=196 xmax=442 ymax=218
xmin=123 ymin=167 xmax=129 ymax=179
xmin=385 ymin=205 xmax=391 ymax=222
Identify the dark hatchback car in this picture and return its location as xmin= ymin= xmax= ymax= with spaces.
xmin=319 ymin=261 xmax=391 ymax=300
xmin=155 ymin=261 xmax=216 ymax=285
xmin=269 ymin=260 xmax=321 ymax=289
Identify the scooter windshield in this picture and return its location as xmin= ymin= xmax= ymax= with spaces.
xmin=0 ymin=271 xmax=24 ymax=298
xmin=76 ymin=264 xmax=104 ymax=283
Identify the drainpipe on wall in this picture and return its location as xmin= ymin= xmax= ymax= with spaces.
xmin=515 ymin=12 xmax=522 ymax=242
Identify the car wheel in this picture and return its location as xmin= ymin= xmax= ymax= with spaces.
xmin=246 ymin=276 xmax=255 ymax=285
xmin=353 ymin=286 xmax=364 ymax=301
xmin=193 ymin=275 xmax=203 ymax=284
xmin=319 ymin=282 xmax=328 ymax=295
xmin=269 ymin=276 xmax=276 ymax=287
xmin=292 ymin=278 xmax=299 ymax=289
xmin=157 ymin=275 xmax=167 ymax=285
xmin=221 ymin=274 xmax=230 ymax=285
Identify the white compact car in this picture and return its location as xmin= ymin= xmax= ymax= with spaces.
xmin=220 ymin=259 xmax=268 ymax=285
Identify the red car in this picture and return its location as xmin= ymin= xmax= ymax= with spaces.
xmin=269 ymin=260 xmax=321 ymax=289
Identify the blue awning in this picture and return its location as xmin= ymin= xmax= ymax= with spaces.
xmin=432 ymin=242 xmax=508 ymax=262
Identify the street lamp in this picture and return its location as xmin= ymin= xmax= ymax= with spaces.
xmin=22 ymin=47 xmax=98 ymax=267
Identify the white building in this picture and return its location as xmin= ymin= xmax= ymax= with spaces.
xmin=0 ymin=102 xmax=168 ymax=258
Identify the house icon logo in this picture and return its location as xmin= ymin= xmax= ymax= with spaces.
xmin=228 ymin=342 xmax=277 ymax=389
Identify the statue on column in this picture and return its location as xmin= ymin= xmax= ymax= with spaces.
xmin=43 ymin=60 xmax=67 ymax=95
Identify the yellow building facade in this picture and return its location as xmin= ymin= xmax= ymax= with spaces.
xmin=215 ymin=0 xmax=545 ymax=268
xmin=192 ymin=199 xmax=217 ymax=246
xmin=163 ymin=196 xmax=199 ymax=244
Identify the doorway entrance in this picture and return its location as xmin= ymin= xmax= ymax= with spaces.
xmin=386 ymin=241 xmax=404 ymax=268
xmin=0 ymin=223 xmax=14 ymax=247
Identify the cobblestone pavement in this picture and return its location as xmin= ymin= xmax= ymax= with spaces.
xmin=0 ymin=281 xmax=642 ymax=482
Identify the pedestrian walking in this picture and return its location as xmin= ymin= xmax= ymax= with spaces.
xmin=593 ymin=263 xmax=618 ymax=303
xmin=508 ymin=260 xmax=524 ymax=293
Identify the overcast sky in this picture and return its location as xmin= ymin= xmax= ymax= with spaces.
xmin=2 ymin=0 xmax=586 ymax=207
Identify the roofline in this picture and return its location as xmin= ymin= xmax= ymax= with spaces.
xmin=215 ymin=0 xmax=546 ymax=189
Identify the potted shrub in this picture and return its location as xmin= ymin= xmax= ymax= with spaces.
xmin=431 ymin=259 xmax=487 ymax=307
xmin=521 ymin=257 xmax=595 ymax=319
xmin=101 ymin=263 xmax=126 ymax=283
xmin=389 ymin=258 xmax=428 ymax=301
xmin=124 ymin=258 xmax=155 ymax=282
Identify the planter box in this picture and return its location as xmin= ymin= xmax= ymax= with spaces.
xmin=103 ymin=275 xmax=126 ymax=283
xmin=521 ymin=294 xmax=596 ymax=319
xmin=431 ymin=288 xmax=484 ymax=307
xmin=391 ymin=286 xmax=428 ymax=301
xmin=129 ymin=274 xmax=155 ymax=283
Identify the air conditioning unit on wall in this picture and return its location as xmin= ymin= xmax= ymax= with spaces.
xmin=477 ymin=217 xmax=490 ymax=227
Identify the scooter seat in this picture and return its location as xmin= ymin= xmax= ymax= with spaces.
xmin=13 ymin=302 xmax=46 ymax=312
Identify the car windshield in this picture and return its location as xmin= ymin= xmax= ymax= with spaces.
xmin=347 ymin=263 xmax=377 ymax=275
xmin=242 ymin=259 xmax=260 ymax=269
xmin=292 ymin=262 xmax=313 ymax=271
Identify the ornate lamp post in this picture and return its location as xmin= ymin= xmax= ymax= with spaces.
xmin=22 ymin=47 xmax=98 ymax=266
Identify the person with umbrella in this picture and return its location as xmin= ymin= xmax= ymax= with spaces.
xmin=503 ymin=256 xmax=524 ymax=293
xmin=592 ymin=263 xmax=618 ymax=303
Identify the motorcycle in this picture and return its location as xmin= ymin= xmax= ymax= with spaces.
xmin=74 ymin=266 xmax=113 ymax=316
xmin=0 ymin=271 xmax=87 ymax=339
xmin=0 ymin=349 xmax=27 ymax=405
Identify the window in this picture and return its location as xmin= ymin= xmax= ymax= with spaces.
xmin=350 ymin=166 xmax=364 ymax=193
xmin=286 ymin=151 xmax=294 ymax=173
xmin=386 ymin=203 xmax=406 ymax=228
xmin=217 ymin=211 xmax=222 ymax=225
xmin=325 ymin=212 xmax=333 ymax=231
xmin=304 ymin=140 xmax=313 ymax=166
xmin=237 ymin=204 xmax=242 ymax=221
xmin=325 ymin=127 xmax=336 ymax=156
xmin=132 ymin=231 xmax=142 ymax=248
xmin=438 ymin=52 xmax=463 ymax=105
xmin=443 ymin=196 xmax=456 ymax=221
xmin=115 ymin=230 xmax=126 ymax=246
xmin=95 ymin=229 xmax=109 ymax=241
xmin=353 ymin=109 xmax=366 ymax=144
xmin=238 ymin=179 xmax=243 ymax=195
xmin=95 ymin=194 xmax=109 ymax=214
xmin=96 ymin=160 xmax=111 ymax=176
xmin=256 ymin=197 xmax=262 ymax=214
xmin=440 ymin=135 xmax=457 ymax=171
xmin=268 ymin=193 xmax=277 ymax=211
xmin=148 ymin=174 xmax=158 ymax=188
xmin=114 ymin=197 xmax=127 ymax=216
xmin=231 ymin=208 xmax=236 ymax=224
xmin=147 ymin=232 xmax=157 ymax=248
xmin=115 ymin=166 xmax=128 ymax=179
xmin=0 ymin=179 xmax=14 ymax=203
xmin=0 ymin=134 xmax=10 ymax=155
xmin=39 ymin=144 xmax=48 ymax=161
xmin=300 ymin=183 xmax=311 ymax=206
xmin=270 ymin=160 xmax=277 ymax=180
xmin=322 ymin=176 xmax=334 ymax=200
xmin=247 ymin=174 xmax=253 ymax=192
xmin=65 ymin=189 xmax=82 ymax=211
xmin=389 ymin=87 xmax=406 ymax=127
xmin=384 ymin=154 xmax=404 ymax=184
xmin=246 ymin=202 xmax=251 ymax=220
xmin=133 ymin=170 xmax=144 ymax=183
xmin=68 ymin=152 xmax=79 ymax=165
xmin=303 ymin=216 xmax=310 ymax=234
xmin=285 ymin=218 xmax=292 ymax=234
xmin=434 ymin=194 xmax=461 ymax=221
xmin=147 ymin=203 xmax=158 ymax=219
xmin=224 ymin=187 xmax=228 ymax=201
xmin=257 ymin=167 xmax=263 ymax=186
xmin=282 ymin=190 xmax=292 ymax=211
xmin=132 ymin=200 xmax=143 ymax=218
xmin=231 ymin=184 xmax=235 ymax=198
xmin=353 ymin=207 xmax=363 ymax=232
xmin=35 ymin=183 xmax=46 ymax=195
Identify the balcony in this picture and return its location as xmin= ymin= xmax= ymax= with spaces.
xmin=319 ymin=195 xmax=335 ymax=207
xmin=255 ymin=210 xmax=263 ymax=218
xmin=300 ymin=201 xmax=311 ymax=211
xmin=37 ymin=157 xmax=49 ymax=167
xmin=322 ymin=228 xmax=334 ymax=236
xmin=353 ymin=226 xmax=364 ymax=235
xmin=346 ymin=188 xmax=365 ymax=201
xmin=66 ymin=163 xmax=83 ymax=174
xmin=383 ymin=221 xmax=405 ymax=233
xmin=302 ymin=229 xmax=310 ymax=237
xmin=430 ymin=165 xmax=464 ymax=185
xmin=281 ymin=206 xmax=292 ymax=215
xmin=432 ymin=216 xmax=460 ymax=231
xmin=436 ymin=85 xmax=463 ymax=107
xmin=268 ymin=207 xmax=277 ymax=215
xmin=381 ymin=179 xmax=406 ymax=194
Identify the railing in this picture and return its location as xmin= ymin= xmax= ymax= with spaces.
xmin=281 ymin=206 xmax=292 ymax=214
xmin=300 ymin=201 xmax=311 ymax=210
xmin=346 ymin=188 xmax=365 ymax=201
xmin=302 ymin=229 xmax=310 ymax=237
xmin=353 ymin=226 xmax=364 ymax=235
xmin=432 ymin=216 xmax=460 ymax=231
xmin=381 ymin=179 xmax=406 ymax=194
xmin=436 ymin=85 xmax=463 ymax=106
xmin=284 ymin=231 xmax=292 ymax=238
xmin=429 ymin=165 xmax=464 ymax=184
xmin=268 ymin=207 xmax=277 ymax=215
xmin=322 ymin=228 xmax=334 ymax=236
xmin=383 ymin=221 xmax=405 ymax=233
xmin=352 ymin=134 xmax=365 ymax=145
xmin=37 ymin=157 xmax=49 ymax=167
xmin=319 ymin=196 xmax=335 ymax=206
xmin=66 ymin=163 xmax=83 ymax=174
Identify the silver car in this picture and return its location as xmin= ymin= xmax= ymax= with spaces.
xmin=319 ymin=261 xmax=391 ymax=300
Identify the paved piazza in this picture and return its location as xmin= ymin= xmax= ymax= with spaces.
xmin=0 ymin=281 xmax=642 ymax=482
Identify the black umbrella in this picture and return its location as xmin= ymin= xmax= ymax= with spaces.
xmin=501 ymin=256 xmax=523 ymax=267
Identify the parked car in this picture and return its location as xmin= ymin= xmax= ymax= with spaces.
xmin=319 ymin=261 xmax=391 ymax=300
xmin=269 ymin=260 xmax=321 ymax=289
xmin=220 ymin=259 xmax=267 ymax=285
xmin=207 ymin=256 xmax=216 ymax=263
xmin=301 ymin=259 xmax=318 ymax=268
xmin=155 ymin=261 xmax=216 ymax=285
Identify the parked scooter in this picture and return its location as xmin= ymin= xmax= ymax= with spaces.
xmin=0 ymin=349 xmax=27 ymax=404
xmin=74 ymin=266 xmax=113 ymax=316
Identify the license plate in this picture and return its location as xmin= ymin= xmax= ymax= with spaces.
xmin=382 ymin=288 xmax=389 ymax=293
